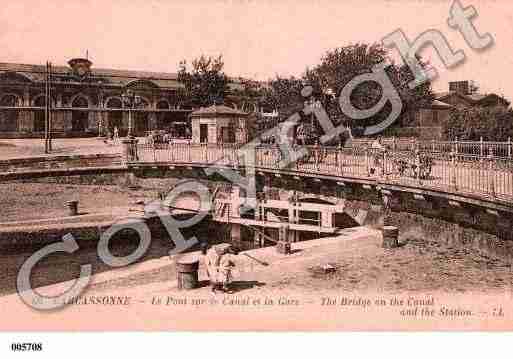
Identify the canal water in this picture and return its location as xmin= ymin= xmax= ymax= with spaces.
xmin=0 ymin=216 xmax=230 ymax=297
xmin=0 ymin=177 xmax=339 ymax=297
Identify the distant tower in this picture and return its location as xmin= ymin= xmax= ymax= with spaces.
xmin=68 ymin=58 xmax=93 ymax=79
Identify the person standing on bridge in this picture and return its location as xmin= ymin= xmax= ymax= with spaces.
xmin=204 ymin=243 xmax=240 ymax=293
xmin=370 ymin=136 xmax=385 ymax=175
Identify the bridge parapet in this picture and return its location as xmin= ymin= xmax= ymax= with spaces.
xmin=0 ymin=153 xmax=123 ymax=175
xmin=130 ymin=142 xmax=513 ymax=206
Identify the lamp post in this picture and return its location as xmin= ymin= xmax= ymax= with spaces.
xmin=121 ymin=89 xmax=142 ymax=138
xmin=97 ymin=89 xmax=104 ymax=138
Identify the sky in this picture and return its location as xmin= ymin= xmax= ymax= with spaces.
xmin=1 ymin=0 xmax=513 ymax=100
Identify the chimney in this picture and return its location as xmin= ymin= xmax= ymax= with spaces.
xmin=449 ymin=81 xmax=470 ymax=95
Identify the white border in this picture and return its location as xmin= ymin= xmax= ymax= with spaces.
xmin=0 ymin=333 xmax=511 ymax=359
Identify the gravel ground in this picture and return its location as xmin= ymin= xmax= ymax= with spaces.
xmin=1 ymin=221 xmax=512 ymax=297
xmin=0 ymin=138 xmax=123 ymax=159
xmin=0 ymin=181 xmax=210 ymax=296
xmin=0 ymin=182 xmax=138 ymax=222
xmin=1 ymin=181 xmax=512 ymax=297
xmin=81 ymin=230 xmax=513 ymax=297
xmin=264 ymin=234 xmax=513 ymax=295
xmin=0 ymin=235 xmax=176 ymax=297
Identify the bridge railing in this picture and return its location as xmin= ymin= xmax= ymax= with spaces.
xmin=350 ymin=137 xmax=513 ymax=158
xmin=133 ymin=143 xmax=513 ymax=203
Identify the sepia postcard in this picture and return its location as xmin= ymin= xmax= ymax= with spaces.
xmin=1 ymin=0 xmax=513 ymax=342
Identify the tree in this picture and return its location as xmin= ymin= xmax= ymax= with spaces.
xmin=305 ymin=43 xmax=434 ymax=132
xmin=227 ymin=78 xmax=268 ymax=112
xmin=442 ymin=106 xmax=513 ymax=141
xmin=259 ymin=76 xmax=305 ymax=116
xmin=177 ymin=55 xmax=228 ymax=108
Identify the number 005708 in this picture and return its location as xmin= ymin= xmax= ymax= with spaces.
xmin=11 ymin=343 xmax=43 ymax=351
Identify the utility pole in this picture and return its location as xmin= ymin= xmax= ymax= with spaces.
xmin=44 ymin=61 xmax=54 ymax=153
xmin=48 ymin=62 xmax=53 ymax=152
xmin=44 ymin=61 xmax=49 ymax=154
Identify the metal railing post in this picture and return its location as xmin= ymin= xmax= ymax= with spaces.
xmin=508 ymin=137 xmax=512 ymax=158
xmin=233 ymin=144 xmax=239 ymax=169
xmin=381 ymin=148 xmax=388 ymax=180
xmin=365 ymin=148 xmax=370 ymax=176
xmin=338 ymin=143 xmax=344 ymax=175
xmin=488 ymin=148 xmax=496 ymax=197
xmin=169 ymin=141 xmax=174 ymax=162
xmin=315 ymin=141 xmax=320 ymax=172
xmin=450 ymin=150 xmax=458 ymax=190
xmin=415 ymin=149 xmax=422 ymax=185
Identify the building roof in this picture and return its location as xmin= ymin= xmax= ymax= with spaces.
xmin=465 ymin=93 xmax=489 ymax=102
xmin=0 ymin=60 xmax=269 ymax=97
xmin=430 ymin=99 xmax=454 ymax=108
xmin=434 ymin=91 xmax=505 ymax=105
xmin=0 ymin=61 xmax=183 ymax=89
xmin=434 ymin=92 xmax=451 ymax=100
xmin=191 ymin=105 xmax=248 ymax=117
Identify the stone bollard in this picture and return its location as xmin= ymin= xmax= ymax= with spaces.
xmin=276 ymin=241 xmax=291 ymax=254
xmin=276 ymin=224 xmax=291 ymax=254
xmin=382 ymin=225 xmax=399 ymax=249
xmin=176 ymin=254 xmax=200 ymax=290
xmin=66 ymin=200 xmax=79 ymax=216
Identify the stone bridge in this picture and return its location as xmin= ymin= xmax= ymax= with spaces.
xmin=1 ymin=142 xmax=513 ymax=258
xmin=127 ymin=142 xmax=513 ymax=257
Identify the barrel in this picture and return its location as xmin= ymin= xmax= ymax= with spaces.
xmin=66 ymin=200 xmax=79 ymax=216
xmin=176 ymin=254 xmax=200 ymax=290
xmin=382 ymin=225 xmax=399 ymax=249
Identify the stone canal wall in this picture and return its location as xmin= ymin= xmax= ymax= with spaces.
xmin=0 ymin=213 xmax=223 ymax=254
xmin=262 ymin=178 xmax=513 ymax=260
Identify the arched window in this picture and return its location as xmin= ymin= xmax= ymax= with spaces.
xmin=33 ymin=96 xmax=47 ymax=132
xmin=0 ymin=95 xmax=19 ymax=132
xmin=156 ymin=100 xmax=170 ymax=110
xmin=134 ymin=98 xmax=150 ymax=134
xmin=106 ymin=97 xmax=122 ymax=108
xmin=138 ymin=97 xmax=150 ymax=109
xmin=156 ymin=100 xmax=170 ymax=132
xmin=33 ymin=95 xmax=56 ymax=108
xmin=0 ymin=94 xmax=20 ymax=107
xmin=105 ymin=98 xmax=123 ymax=135
xmin=71 ymin=96 xmax=89 ymax=132
xmin=72 ymin=96 xmax=89 ymax=108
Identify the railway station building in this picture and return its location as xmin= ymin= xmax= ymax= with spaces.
xmin=0 ymin=58 xmax=194 ymax=138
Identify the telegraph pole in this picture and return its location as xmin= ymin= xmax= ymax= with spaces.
xmin=44 ymin=61 xmax=53 ymax=154
xmin=48 ymin=62 xmax=53 ymax=152
xmin=44 ymin=61 xmax=49 ymax=154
